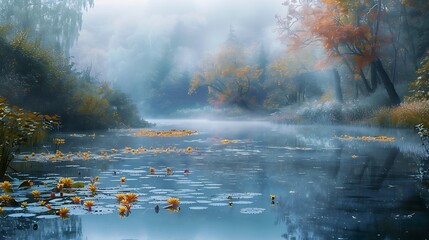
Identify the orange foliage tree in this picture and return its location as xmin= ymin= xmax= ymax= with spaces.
xmin=277 ymin=0 xmax=401 ymax=105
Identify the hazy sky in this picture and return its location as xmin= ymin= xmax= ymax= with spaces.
xmin=71 ymin=0 xmax=285 ymax=82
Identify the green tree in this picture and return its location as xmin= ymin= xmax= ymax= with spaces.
xmin=408 ymin=55 xmax=429 ymax=101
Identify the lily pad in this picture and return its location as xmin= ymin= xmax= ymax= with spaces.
xmin=8 ymin=213 xmax=37 ymax=218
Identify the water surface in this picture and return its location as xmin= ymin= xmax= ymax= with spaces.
xmin=2 ymin=120 xmax=429 ymax=239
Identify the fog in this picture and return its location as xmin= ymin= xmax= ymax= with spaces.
xmin=1 ymin=0 xmax=427 ymax=126
xmin=71 ymin=0 xmax=285 ymax=116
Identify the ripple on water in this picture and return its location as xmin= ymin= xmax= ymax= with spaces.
xmin=240 ymin=208 xmax=265 ymax=214
xmin=189 ymin=206 xmax=208 ymax=210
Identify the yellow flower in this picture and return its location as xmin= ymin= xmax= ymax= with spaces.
xmin=118 ymin=205 xmax=127 ymax=214
xmin=32 ymin=190 xmax=40 ymax=198
xmin=71 ymin=196 xmax=81 ymax=204
xmin=0 ymin=195 xmax=13 ymax=205
xmin=270 ymin=194 xmax=276 ymax=200
xmin=166 ymin=167 xmax=171 ymax=172
xmin=21 ymin=201 xmax=28 ymax=208
xmin=120 ymin=177 xmax=126 ymax=183
xmin=125 ymin=193 xmax=138 ymax=203
xmin=121 ymin=199 xmax=129 ymax=206
xmin=111 ymin=148 xmax=118 ymax=153
xmin=45 ymin=204 xmax=52 ymax=209
xmin=56 ymin=183 xmax=64 ymax=191
xmin=57 ymin=207 xmax=69 ymax=217
xmin=84 ymin=201 xmax=94 ymax=208
xmin=88 ymin=183 xmax=97 ymax=193
xmin=167 ymin=197 xmax=180 ymax=207
xmin=59 ymin=178 xmax=74 ymax=188
xmin=0 ymin=207 xmax=3 ymax=213
xmin=149 ymin=167 xmax=155 ymax=173
xmin=1 ymin=181 xmax=12 ymax=191
xmin=116 ymin=193 xmax=126 ymax=202
xmin=39 ymin=201 xmax=46 ymax=206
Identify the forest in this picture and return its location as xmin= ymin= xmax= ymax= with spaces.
xmin=1 ymin=1 xmax=429 ymax=239
xmin=1 ymin=0 xmax=428 ymax=128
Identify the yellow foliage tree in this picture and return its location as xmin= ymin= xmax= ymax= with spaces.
xmin=189 ymin=38 xmax=262 ymax=109
xmin=0 ymin=97 xmax=57 ymax=179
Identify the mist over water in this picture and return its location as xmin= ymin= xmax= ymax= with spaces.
xmin=1 ymin=1 xmax=429 ymax=239
xmin=2 ymin=120 xmax=429 ymax=239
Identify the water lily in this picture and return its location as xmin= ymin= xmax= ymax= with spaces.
xmin=166 ymin=167 xmax=172 ymax=173
xmin=57 ymin=207 xmax=69 ymax=218
xmin=32 ymin=190 xmax=40 ymax=198
xmin=118 ymin=205 xmax=127 ymax=214
xmin=0 ymin=207 xmax=3 ymax=213
xmin=150 ymin=167 xmax=155 ymax=173
xmin=59 ymin=178 xmax=74 ymax=188
xmin=270 ymin=194 xmax=276 ymax=200
xmin=116 ymin=193 xmax=126 ymax=202
xmin=125 ymin=193 xmax=138 ymax=203
xmin=39 ymin=200 xmax=46 ymax=206
xmin=84 ymin=201 xmax=94 ymax=211
xmin=121 ymin=199 xmax=130 ymax=206
xmin=0 ymin=195 xmax=13 ymax=205
xmin=56 ymin=183 xmax=64 ymax=192
xmin=71 ymin=196 xmax=81 ymax=204
xmin=120 ymin=177 xmax=126 ymax=183
xmin=1 ymin=181 xmax=12 ymax=192
xmin=88 ymin=183 xmax=97 ymax=193
xmin=166 ymin=197 xmax=180 ymax=208
xmin=21 ymin=201 xmax=28 ymax=208
xmin=45 ymin=204 xmax=52 ymax=210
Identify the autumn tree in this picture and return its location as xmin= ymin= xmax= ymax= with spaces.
xmin=189 ymin=29 xmax=263 ymax=109
xmin=264 ymin=47 xmax=325 ymax=108
xmin=0 ymin=97 xmax=57 ymax=179
xmin=277 ymin=0 xmax=401 ymax=105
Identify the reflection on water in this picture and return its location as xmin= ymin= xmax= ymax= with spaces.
xmin=0 ymin=216 xmax=82 ymax=239
xmin=1 ymin=120 xmax=429 ymax=239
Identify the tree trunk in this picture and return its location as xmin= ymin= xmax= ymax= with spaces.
xmin=370 ymin=62 xmax=378 ymax=90
xmin=333 ymin=69 xmax=343 ymax=103
xmin=375 ymin=59 xmax=401 ymax=106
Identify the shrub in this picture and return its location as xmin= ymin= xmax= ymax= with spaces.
xmin=372 ymin=101 xmax=429 ymax=128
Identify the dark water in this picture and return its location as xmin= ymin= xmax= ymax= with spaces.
xmin=1 ymin=120 xmax=429 ymax=240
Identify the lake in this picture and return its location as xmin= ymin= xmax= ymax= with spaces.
xmin=1 ymin=119 xmax=429 ymax=239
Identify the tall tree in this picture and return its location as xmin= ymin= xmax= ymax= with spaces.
xmin=277 ymin=0 xmax=401 ymax=105
xmin=0 ymin=0 xmax=94 ymax=55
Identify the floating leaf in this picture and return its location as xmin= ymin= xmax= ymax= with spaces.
xmin=71 ymin=182 xmax=85 ymax=188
